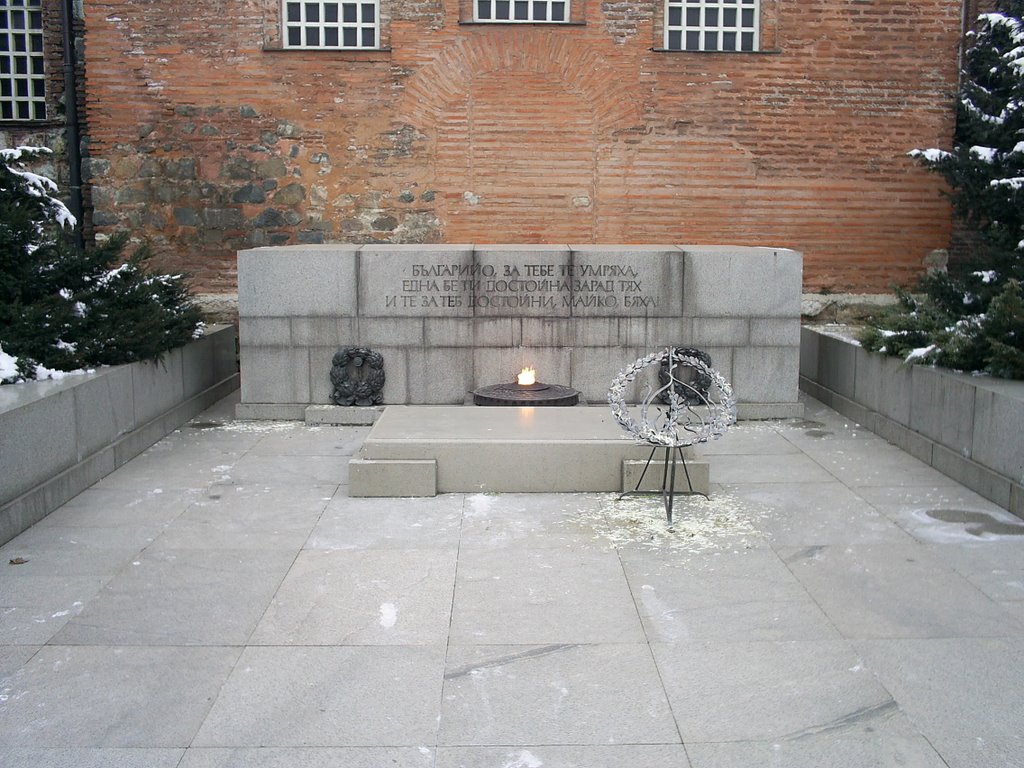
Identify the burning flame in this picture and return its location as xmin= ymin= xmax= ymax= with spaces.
xmin=517 ymin=367 xmax=536 ymax=386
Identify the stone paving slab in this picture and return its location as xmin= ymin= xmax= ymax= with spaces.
xmin=2 ymin=391 xmax=1024 ymax=767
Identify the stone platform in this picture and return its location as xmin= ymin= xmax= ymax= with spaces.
xmin=348 ymin=405 xmax=709 ymax=497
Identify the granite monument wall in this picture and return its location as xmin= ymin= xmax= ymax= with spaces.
xmin=236 ymin=244 xmax=802 ymax=418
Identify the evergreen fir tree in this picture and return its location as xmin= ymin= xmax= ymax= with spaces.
xmin=860 ymin=1 xmax=1024 ymax=378
xmin=1 ymin=147 xmax=204 ymax=383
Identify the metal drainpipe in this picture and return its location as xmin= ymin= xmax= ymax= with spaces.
xmin=60 ymin=0 xmax=84 ymax=250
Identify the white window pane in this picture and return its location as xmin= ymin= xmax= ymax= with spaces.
xmin=282 ymin=0 xmax=380 ymax=49
xmin=665 ymin=0 xmax=759 ymax=51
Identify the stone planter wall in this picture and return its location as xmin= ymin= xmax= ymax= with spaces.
xmin=0 ymin=326 xmax=239 ymax=544
xmin=800 ymin=326 xmax=1024 ymax=517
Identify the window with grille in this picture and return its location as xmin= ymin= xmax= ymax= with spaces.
xmin=665 ymin=0 xmax=758 ymax=52
xmin=282 ymin=0 xmax=379 ymax=48
xmin=474 ymin=0 xmax=569 ymax=22
xmin=0 ymin=0 xmax=45 ymax=121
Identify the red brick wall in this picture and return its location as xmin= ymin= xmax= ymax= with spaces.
xmin=81 ymin=0 xmax=964 ymax=293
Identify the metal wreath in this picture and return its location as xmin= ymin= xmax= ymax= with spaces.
xmin=657 ymin=346 xmax=713 ymax=406
xmin=608 ymin=347 xmax=736 ymax=447
xmin=330 ymin=347 xmax=386 ymax=406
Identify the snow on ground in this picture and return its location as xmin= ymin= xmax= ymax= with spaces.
xmin=575 ymin=492 xmax=768 ymax=553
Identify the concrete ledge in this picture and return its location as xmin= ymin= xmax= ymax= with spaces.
xmin=348 ymin=405 xmax=721 ymax=495
xmin=737 ymin=402 xmax=804 ymax=420
xmin=348 ymin=458 xmax=437 ymax=497
xmin=800 ymin=325 xmax=1024 ymax=517
xmin=0 ymin=326 xmax=239 ymax=544
xmin=234 ymin=403 xmax=309 ymax=420
xmin=305 ymin=405 xmax=384 ymax=425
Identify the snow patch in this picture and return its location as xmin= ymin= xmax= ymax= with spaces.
xmin=466 ymin=493 xmax=495 ymax=517
xmin=973 ymin=270 xmax=998 ymax=284
xmin=379 ymin=602 xmax=397 ymax=628
xmin=905 ymin=344 xmax=939 ymax=363
xmin=908 ymin=148 xmax=951 ymax=163
xmin=503 ymin=751 xmax=543 ymax=768
xmin=572 ymin=492 xmax=767 ymax=553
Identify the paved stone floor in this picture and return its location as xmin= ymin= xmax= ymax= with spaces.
xmin=1 ymin=392 xmax=1023 ymax=768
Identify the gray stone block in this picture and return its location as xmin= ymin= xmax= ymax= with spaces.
xmin=798 ymin=376 xmax=829 ymax=405
xmin=910 ymin=366 xmax=976 ymax=456
xmin=872 ymin=413 xmax=934 ymax=465
xmin=571 ymin=346 xmax=643 ymax=403
xmin=308 ymin=346 xmax=338 ymax=404
xmin=682 ymin=246 xmax=802 ymax=318
xmin=290 ymin=317 xmax=356 ymax=347
xmin=209 ymin=325 xmax=239 ymax=383
xmin=751 ymin=318 xmax=801 ymax=346
xmin=111 ymin=416 xmax=176 ymax=470
xmin=408 ymin=348 xmax=474 ymax=404
xmin=132 ymin=348 xmax=185 ymax=427
xmin=582 ymin=318 xmax=634 ymax=347
xmin=73 ymin=365 xmax=135 ymax=460
xmin=1 ymin=447 xmax=116 ymax=545
xmin=238 ymin=246 xmax=358 ymax=318
xmin=816 ymin=333 xmax=857 ymax=400
xmin=1 ymin=386 xmax=78 ymax=504
xmin=349 ymin=459 xmax=437 ymax=497
xmin=1011 ymin=483 xmax=1024 ymax=520
xmin=238 ymin=317 xmax=291 ymax=346
xmin=971 ymin=384 xmax=1024 ymax=483
xmin=691 ymin=317 xmax=750 ymax=346
xmin=180 ymin=329 xmax=220 ymax=400
xmin=424 ymin=318 xmax=475 ymax=348
xmin=569 ymin=245 xmax=684 ymax=317
xmin=521 ymin=318 xmax=574 ymax=348
xmin=240 ymin=346 xmax=310 ymax=404
xmin=358 ymin=245 xmax=475 ymax=318
xmin=826 ymin=391 xmax=874 ymax=429
xmin=473 ymin=246 xmax=571 ymax=318
xmin=932 ymin=444 xmax=1012 ymax=510
xmin=355 ymin=317 xmax=425 ymax=347
xmin=732 ymin=346 xmax=800 ymax=404
xmin=855 ymin=349 xmax=912 ymax=426
xmin=698 ymin=346 xmax=734 ymax=388
xmin=800 ymin=327 xmax=821 ymax=379
xmin=629 ymin=317 xmax=694 ymax=348
xmin=371 ymin=347 xmax=409 ymax=405
xmin=473 ymin=317 xmax=522 ymax=348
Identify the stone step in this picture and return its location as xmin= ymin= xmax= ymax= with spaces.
xmin=348 ymin=405 xmax=713 ymax=496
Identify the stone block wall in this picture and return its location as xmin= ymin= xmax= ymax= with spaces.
xmin=79 ymin=0 xmax=961 ymax=295
xmin=0 ymin=326 xmax=239 ymax=544
xmin=237 ymin=244 xmax=802 ymax=417
xmin=800 ymin=326 xmax=1024 ymax=517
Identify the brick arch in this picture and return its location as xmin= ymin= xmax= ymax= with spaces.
xmin=399 ymin=33 xmax=642 ymax=134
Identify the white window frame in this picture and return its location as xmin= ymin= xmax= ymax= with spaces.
xmin=281 ymin=0 xmax=380 ymax=49
xmin=0 ymin=0 xmax=46 ymax=121
xmin=664 ymin=0 xmax=759 ymax=52
xmin=473 ymin=0 xmax=570 ymax=23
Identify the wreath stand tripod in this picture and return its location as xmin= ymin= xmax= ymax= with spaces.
xmin=608 ymin=347 xmax=736 ymax=525
xmin=620 ymin=444 xmax=709 ymax=524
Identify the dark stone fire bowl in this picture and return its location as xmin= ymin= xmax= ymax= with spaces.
xmin=472 ymin=381 xmax=581 ymax=406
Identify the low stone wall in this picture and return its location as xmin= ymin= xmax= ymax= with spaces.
xmin=800 ymin=326 xmax=1024 ymax=517
xmin=236 ymin=244 xmax=803 ymax=419
xmin=0 ymin=326 xmax=239 ymax=544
